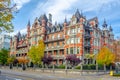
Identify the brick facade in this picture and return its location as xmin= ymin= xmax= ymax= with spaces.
xmin=10 ymin=10 xmax=114 ymax=64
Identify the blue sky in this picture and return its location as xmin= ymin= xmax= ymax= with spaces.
xmin=11 ymin=0 xmax=120 ymax=38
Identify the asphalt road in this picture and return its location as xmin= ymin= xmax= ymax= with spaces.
xmin=0 ymin=69 xmax=120 ymax=80
xmin=0 ymin=74 xmax=26 ymax=80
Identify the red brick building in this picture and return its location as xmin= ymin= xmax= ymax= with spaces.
xmin=10 ymin=10 xmax=114 ymax=64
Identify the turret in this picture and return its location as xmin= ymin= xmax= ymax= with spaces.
xmin=33 ymin=17 xmax=39 ymax=28
xmin=109 ymin=25 xmax=114 ymax=39
xmin=63 ymin=17 xmax=67 ymax=27
xmin=17 ymin=31 xmax=21 ymax=41
xmin=47 ymin=13 xmax=52 ymax=27
xmin=27 ymin=20 xmax=30 ymax=32
xmin=40 ymin=14 xmax=48 ymax=27
xmin=10 ymin=37 xmax=12 ymax=46
xmin=102 ymin=19 xmax=107 ymax=28
xmin=75 ymin=9 xmax=85 ymax=23
xmin=75 ymin=9 xmax=81 ymax=19
xmin=14 ymin=35 xmax=18 ymax=50
xmin=109 ymin=25 xmax=113 ymax=32
xmin=27 ymin=20 xmax=30 ymax=38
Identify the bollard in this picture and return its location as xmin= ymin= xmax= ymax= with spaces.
xmin=110 ymin=71 xmax=113 ymax=76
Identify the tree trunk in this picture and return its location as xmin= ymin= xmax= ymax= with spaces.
xmin=80 ymin=63 xmax=83 ymax=75
xmin=53 ymin=64 xmax=55 ymax=73
xmin=96 ymin=63 xmax=98 ymax=71
xmin=42 ymin=63 xmax=44 ymax=72
xmin=65 ymin=63 xmax=67 ymax=75
xmin=110 ymin=65 xmax=112 ymax=70
xmin=104 ymin=64 xmax=106 ymax=72
xmin=45 ymin=64 xmax=48 ymax=69
xmin=9 ymin=63 xmax=13 ymax=69
xmin=16 ymin=63 xmax=18 ymax=69
xmin=81 ymin=64 xmax=83 ymax=71
xmin=22 ymin=63 xmax=26 ymax=71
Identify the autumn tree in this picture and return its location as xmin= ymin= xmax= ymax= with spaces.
xmin=28 ymin=40 xmax=45 ymax=66
xmin=66 ymin=54 xmax=81 ymax=68
xmin=13 ymin=59 xmax=18 ymax=65
xmin=96 ymin=46 xmax=115 ymax=70
xmin=42 ymin=55 xmax=53 ymax=68
xmin=37 ymin=39 xmax=45 ymax=64
xmin=17 ymin=58 xmax=29 ymax=64
xmin=0 ymin=0 xmax=16 ymax=33
xmin=7 ymin=55 xmax=15 ymax=69
xmin=17 ymin=58 xmax=29 ymax=70
xmin=7 ymin=55 xmax=15 ymax=64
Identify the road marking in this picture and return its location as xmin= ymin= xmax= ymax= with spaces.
xmin=15 ymin=78 xmax=22 ymax=80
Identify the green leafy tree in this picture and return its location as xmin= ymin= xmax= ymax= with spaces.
xmin=0 ymin=49 xmax=9 ymax=65
xmin=96 ymin=46 xmax=115 ymax=65
xmin=28 ymin=40 xmax=45 ymax=66
xmin=0 ymin=0 xmax=15 ymax=33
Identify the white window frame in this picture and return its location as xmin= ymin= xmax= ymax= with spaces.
xmin=78 ymin=27 xmax=80 ymax=33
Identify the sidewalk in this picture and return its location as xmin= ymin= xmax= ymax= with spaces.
xmin=1 ymin=66 xmax=108 ymax=76
xmin=1 ymin=67 xmax=120 ymax=80
xmin=0 ymin=66 xmax=114 ymax=79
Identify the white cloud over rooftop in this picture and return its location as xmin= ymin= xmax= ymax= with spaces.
xmin=13 ymin=0 xmax=31 ymax=9
xmin=11 ymin=0 xmax=120 ymax=38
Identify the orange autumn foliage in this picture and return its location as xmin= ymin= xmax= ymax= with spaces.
xmin=96 ymin=46 xmax=115 ymax=65
xmin=17 ymin=58 xmax=29 ymax=64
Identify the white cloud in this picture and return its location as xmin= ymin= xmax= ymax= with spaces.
xmin=31 ymin=0 xmax=120 ymax=24
xmin=45 ymin=0 xmax=78 ymax=23
xmin=32 ymin=0 xmax=78 ymax=23
xmin=13 ymin=0 xmax=31 ymax=9
xmin=20 ymin=0 xmax=120 ymax=38
xmin=9 ymin=28 xmax=27 ymax=37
